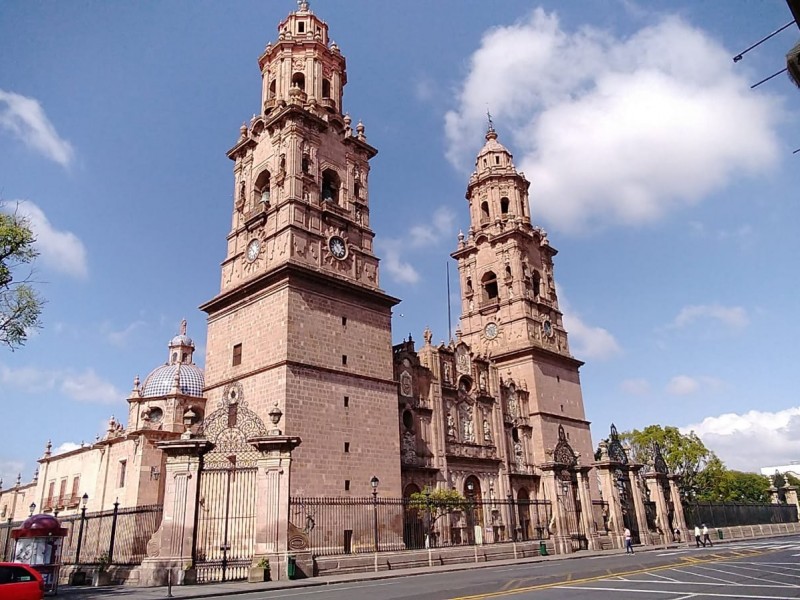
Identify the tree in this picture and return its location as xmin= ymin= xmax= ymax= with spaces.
xmin=0 ymin=208 xmax=43 ymax=349
xmin=620 ymin=425 xmax=718 ymax=501
xmin=407 ymin=487 xmax=469 ymax=542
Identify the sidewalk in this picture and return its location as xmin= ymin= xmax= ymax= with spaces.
xmin=54 ymin=533 xmax=789 ymax=600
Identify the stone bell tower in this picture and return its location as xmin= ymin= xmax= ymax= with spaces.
xmin=200 ymin=1 xmax=401 ymax=498
xmin=451 ymin=123 xmax=595 ymax=471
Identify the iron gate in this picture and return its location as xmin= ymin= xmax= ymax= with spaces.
xmin=195 ymin=381 xmax=267 ymax=583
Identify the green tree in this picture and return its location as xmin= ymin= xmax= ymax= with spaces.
xmin=408 ymin=487 xmax=469 ymax=539
xmin=0 ymin=208 xmax=43 ymax=349
xmin=620 ymin=425 xmax=718 ymax=501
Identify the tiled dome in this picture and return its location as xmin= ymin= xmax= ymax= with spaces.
xmin=141 ymin=363 xmax=205 ymax=398
xmin=170 ymin=334 xmax=194 ymax=347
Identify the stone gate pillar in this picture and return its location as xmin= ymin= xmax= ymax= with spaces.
xmin=575 ymin=466 xmax=599 ymax=550
xmin=593 ymin=461 xmax=625 ymax=548
xmin=135 ymin=436 xmax=211 ymax=586
xmin=668 ymin=476 xmax=687 ymax=535
xmin=644 ymin=473 xmax=671 ymax=545
xmin=539 ymin=464 xmax=571 ymax=554
xmin=248 ymin=404 xmax=302 ymax=580
xmin=628 ymin=465 xmax=650 ymax=545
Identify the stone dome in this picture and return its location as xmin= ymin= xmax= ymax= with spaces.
xmin=170 ymin=333 xmax=194 ymax=348
xmin=141 ymin=363 xmax=205 ymax=398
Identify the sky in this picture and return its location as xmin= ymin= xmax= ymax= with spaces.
xmin=0 ymin=0 xmax=798 ymax=485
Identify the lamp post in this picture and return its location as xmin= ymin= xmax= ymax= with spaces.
xmin=423 ymin=487 xmax=431 ymax=548
xmin=507 ymin=492 xmax=517 ymax=542
xmin=29 ymin=502 xmax=36 ymax=516
xmin=466 ymin=481 xmax=475 ymax=545
xmin=75 ymin=494 xmax=89 ymax=564
xmin=370 ymin=476 xmax=379 ymax=552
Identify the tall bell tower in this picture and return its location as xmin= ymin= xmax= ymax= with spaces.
xmin=200 ymin=2 xmax=401 ymax=497
xmin=451 ymin=123 xmax=595 ymax=468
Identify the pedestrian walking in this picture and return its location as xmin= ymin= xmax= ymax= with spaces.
xmin=694 ymin=525 xmax=703 ymax=547
xmin=624 ymin=527 xmax=634 ymax=554
xmin=702 ymin=524 xmax=713 ymax=547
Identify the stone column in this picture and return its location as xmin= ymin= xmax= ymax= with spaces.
xmin=575 ymin=466 xmax=599 ymax=550
xmin=248 ymin=434 xmax=301 ymax=580
xmin=539 ymin=464 xmax=571 ymax=554
xmin=668 ymin=477 xmax=687 ymax=534
xmin=593 ymin=461 xmax=625 ymax=548
xmin=135 ymin=437 xmax=211 ymax=587
xmin=644 ymin=474 xmax=670 ymax=545
xmin=783 ymin=485 xmax=799 ymax=520
xmin=628 ymin=465 xmax=650 ymax=546
xmin=769 ymin=486 xmax=780 ymax=504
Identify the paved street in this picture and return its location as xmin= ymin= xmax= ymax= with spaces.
xmin=60 ymin=535 xmax=800 ymax=600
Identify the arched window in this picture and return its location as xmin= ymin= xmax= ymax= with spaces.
xmin=465 ymin=277 xmax=473 ymax=295
xmin=322 ymin=78 xmax=331 ymax=98
xmin=254 ymin=170 xmax=271 ymax=205
xmin=321 ymin=169 xmax=340 ymax=203
xmin=291 ymin=72 xmax=305 ymax=91
xmin=481 ymin=271 xmax=498 ymax=302
xmin=354 ymin=182 xmax=360 ymax=199
xmin=480 ymin=201 xmax=490 ymax=223
xmin=302 ymin=154 xmax=310 ymax=173
xmin=532 ymin=272 xmax=541 ymax=298
xmin=269 ymin=79 xmax=276 ymax=98
xmin=500 ymin=197 xmax=510 ymax=216
xmin=402 ymin=410 xmax=414 ymax=431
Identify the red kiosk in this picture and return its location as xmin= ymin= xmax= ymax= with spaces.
xmin=11 ymin=514 xmax=68 ymax=594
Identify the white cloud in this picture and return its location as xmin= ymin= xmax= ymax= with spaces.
xmin=2 ymin=201 xmax=89 ymax=279
xmin=380 ymin=206 xmax=456 ymax=285
xmin=0 ymin=89 xmax=74 ymax=167
xmin=444 ymin=10 xmax=781 ymax=233
xmin=61 ymin=369 xmax=121 ymax=404
xmin=103 ymin=320 xmax=147 ymax=347
xmin=0 ymin=363 xmax=120 ymax=404
xmin=559 ymin=288 xmax=621 ymax=360
xmin=53 ymin=442 xmax=82 ymax=455
xmin=666 ymin=374 xmax=724 ymax=396
xmin=683 ymin=407 xmax=800 ymax=471
xmin=671 ymin=304 xmax=749 ymax=330
xmin=620 ymin=378 xmax=650 ymax=395
xmin=0 ymin=458 xmax=26 ymax=489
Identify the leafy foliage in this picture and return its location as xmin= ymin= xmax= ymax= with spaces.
xmin=696 ymin=465 xmax=771 ymax=503
xmin=0 ymin=208 xmax=43 ymax=350
xmin=408 ymin=487 xmax=469 ymax=532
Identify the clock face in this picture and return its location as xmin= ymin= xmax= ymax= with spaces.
xmin=329 ymin=236 xmax=347 ymax=260
xmin=246 ymin=239 xmax=261 ymax=262
xmin=484 ymin=322 xmax=498 ymax=340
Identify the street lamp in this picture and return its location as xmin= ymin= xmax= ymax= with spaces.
xmin=75 ymin=494 xmax=89 ymax=564
xmin=29 ymin=502 xmax=36 ymax=516
xmin=370 ymin=476 xmax=379 ymax=552
xmin=466 ymin=481 xmax=475 ymax=545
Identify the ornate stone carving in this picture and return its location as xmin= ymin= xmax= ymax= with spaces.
xmin=400 ymin=370 xmax=413 ymax=397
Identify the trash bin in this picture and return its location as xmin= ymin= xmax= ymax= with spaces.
xmin=539 ymin=541 xmax=548 ymax=556
xmin=717 ymin=529 xmax=723 ymax=540
xmin=286 ymin=554 xmax=297 ymax=580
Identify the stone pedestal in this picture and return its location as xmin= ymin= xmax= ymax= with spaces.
xmin=134 ymin=437 xmax=211 ymax=587
xmin=248 ymin=433 xmax=302 ymax=581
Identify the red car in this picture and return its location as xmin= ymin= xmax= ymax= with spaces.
xmin=0 ymin=563 xmax=44 ymax=600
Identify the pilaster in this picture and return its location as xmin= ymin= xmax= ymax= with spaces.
xmin=593 ymin=461 xmax=625 ymax=548
xmin=575 ymin=466 xmax=599 ymax=550
xmin=539 ymin=464 xmax=571 ymax=554
xmin=644 ymin=473 xmax=671 ymax=545
xmin=629 ymin=465 xmax=650 ymax=546
xmin=668 ymin=476 xmax=687 ymax=533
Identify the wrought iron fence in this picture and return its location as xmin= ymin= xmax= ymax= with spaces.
xmin=0 ymin=519 xmax=22 ymax=561
xmin=684 ymin=502 xmax=798 ymax=528
xmin=289 ymin=496 xmax=552 ymax=557
xmin=11 ymin=504 xmax=164 ymax=567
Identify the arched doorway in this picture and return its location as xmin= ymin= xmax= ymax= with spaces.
xmin=463 ymin=476 xmax=483 ymax=544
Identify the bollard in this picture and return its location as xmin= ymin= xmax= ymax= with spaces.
xmin=166 ymin=569 xmax=173 ymax=598
xmin=539 ymin=541 xmax=548 ymax=556
xmin=717 ymin=529 xmax=723 ymax=540
xmin=287 ymin=554 xmax=297 ymax=580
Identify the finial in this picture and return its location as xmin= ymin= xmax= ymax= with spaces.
xmin=423 ymin=326 xmax=432 ymax=346
xmin=16 ymin=473 xmax=21 ymax=487
xmin=133 ymin=374 xmax=140 ymax=390
xmin=180 ymin=319 xmax=187 ymax=336
xmin=356 ymin=120 xmax=365 ymax=141
xmin=297 ymin=0 xmax=310 ymax=12
xmin=33 ymin=467 xmax=39 ymax=482
xmin=240 ymin=122 xmax=247 ymax=138
xmin=487 ymin=108 xmax=494 ymax=132
xmin=44 ymin=439 xmax=52 ymax=458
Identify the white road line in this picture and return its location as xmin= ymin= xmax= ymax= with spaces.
xmin=725 ymin=562 xmax=800 ymax=581
xmin=615 ymin=579 xmax=799 ymax=588
xmin=659 ymin=551 xmax=690 ymax=556
xmin=693 ymin=564 xmax=785 ymax=584
xmin=672 ymin=595 xmax=698 ymax=600
xmin=668 ymin=567 xmax=736 ymax=584
xmin=647 ymin=571 xmax=681 ymax=582
xmin=558 ymin=586 xmax=800 ymax=599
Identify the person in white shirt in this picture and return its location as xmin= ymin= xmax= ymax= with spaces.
xmin=702 ymin=524 xmax=713 ymax=547
xmin=624 ymin=527 xmax=634 ymax=554
xmin=694 ymin=525 xmax=703 ymax=547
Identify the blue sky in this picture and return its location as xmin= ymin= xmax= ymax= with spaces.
xmin=1 ymin=0 xmax=798 ymax=484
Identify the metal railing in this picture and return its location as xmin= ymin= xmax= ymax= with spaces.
xmin=684 ymin=502 xmax=798 ymax=528
xmin=289 ymin=496 xmax=552 ymax=557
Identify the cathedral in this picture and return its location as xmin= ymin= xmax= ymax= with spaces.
xmin=0 ymin=2 xmax=686 ymax=586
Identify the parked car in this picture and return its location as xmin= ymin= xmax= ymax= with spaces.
xmin=0 ymin=562 xmax=44 ymax=600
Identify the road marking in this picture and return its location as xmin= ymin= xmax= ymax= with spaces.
xmin=658 ymin=551 xmax=689 ymax=556
xmin=669 ymin=567 xmax=736 ymax=584
xmin=646 ymin=571 xmax=680 ymax=582
xmin=557 ymin=585 xmax=800 ymax=599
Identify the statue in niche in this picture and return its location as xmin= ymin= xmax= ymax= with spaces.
xmin=514 ymin=441 xmax=524 ymax=469
xmin=443 ymin=362 xmax=451 ymax=384
xmin=461 ymin=405 xmax=474 ymax=443
xmin=483 ymin=419 xmax=492 ymax=443
xmin=446 ymin=413 xmax=456 ymax=438
xmin=507 ymin=391 xmax=519 ymax=419
xmin=402 ymin=430 xmax=416 ymax=462
xmin=479 ymin=371 xmax=487 ymax=392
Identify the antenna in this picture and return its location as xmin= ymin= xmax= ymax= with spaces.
xmin=751 ymin=67 xmax=788 ymax=88
xmin=446 ymin=261 xmax=452 ymax=343
xmin=732 ymin=20 xmax=795 ymax=62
